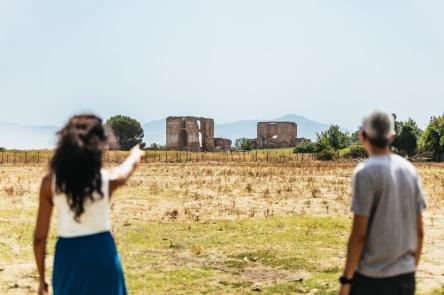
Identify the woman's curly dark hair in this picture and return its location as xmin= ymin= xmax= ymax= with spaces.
xmin=51 ymin=114 xmax=109 ymax=221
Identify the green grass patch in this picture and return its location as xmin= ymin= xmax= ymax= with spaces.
xmin=115 ymin=216 xmax=350 ymax=294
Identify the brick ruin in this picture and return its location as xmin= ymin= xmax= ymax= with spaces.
xmin=256 ymin=121 xmax=297 ymax=149
xmin=212 ymin=138 xmax=232 ymax=151
xmin=166 ymin=116 xmax=232 ymax=151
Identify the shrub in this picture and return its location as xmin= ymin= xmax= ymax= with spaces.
xmin=316 ymin=136 xmax=333 ymax=152
xmin=0 ymin=147 xmax=5 ymax=152
xmin=293 ymin=142 xmax=318 ymax=153
xmin=342 ymin=144 xmax=367 ymax=159
xmin=241 ymin=140 xmax=252 ymax=151
xmin=316 ymin=148 xmax=335 ymax=161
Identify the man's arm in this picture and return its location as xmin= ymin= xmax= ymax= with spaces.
xmin=415 ymin=214 xmax=424 ymax=266
xmin=33 ymin=175 xmax=53 ymax=294
xmin=338 ymin=215 xmax=368 ymax=295
xmin=343 ymin=215 xmax=369 ymax=278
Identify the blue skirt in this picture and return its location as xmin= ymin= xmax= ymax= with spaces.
xmin=53 ymin=231 xmax=127 ymax=295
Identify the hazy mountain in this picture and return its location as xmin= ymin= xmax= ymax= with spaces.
xmin=143 ymin=114 xmax=337 ymax=145
xmin=0 ymin=122 xmax=58 ymax=150
xmin=0 ymin=114 xmax=343 ymax=149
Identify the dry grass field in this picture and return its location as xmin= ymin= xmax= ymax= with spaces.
xmin=0 ymin=159 xmax=443 ymax=294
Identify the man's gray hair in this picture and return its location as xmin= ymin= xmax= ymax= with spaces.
xmin=362 ymin=111 xmax=396 ymax=140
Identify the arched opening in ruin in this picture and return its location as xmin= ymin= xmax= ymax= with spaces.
xmin=179 ymin=129 xmax=188 ymax=149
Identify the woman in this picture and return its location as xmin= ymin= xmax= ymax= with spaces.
xmin=33 ymin=114 xmax=143 ymax=295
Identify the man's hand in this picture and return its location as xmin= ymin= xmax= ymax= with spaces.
xmin=38 ymin=280 xmax=48 ymax=295
xmin=338 ymin=284 xmax=351 ymax=295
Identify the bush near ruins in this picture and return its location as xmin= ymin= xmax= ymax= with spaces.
xmin=149 ymin=143 xmax=162 ymax=150
xmin=293 ymin=142 xmax=318 ymax=154
xmin=0 ymin=147 xmax=5 ymax=152
xmin=106 ymin=115 xmax=145 ymax=150
xmin=235 ymin=138 xmax=252 ymax=151
xmin=316 ymin=147 xmax=335 ymax=160
xmin=420 ymin=114 xmax=444 ymax=161
xmin=292 ymin=125 xmax=348 ymax=160
xmin=342 ymin=144 xmax=367 ymax=159
xmin=316 ymin=125 xmax=350 ymax=151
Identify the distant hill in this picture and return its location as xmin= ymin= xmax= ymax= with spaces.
xmin=143 ymin=114 xmax=337 ymax=145
xmin=0 ymin=122 xmax=58 ymax=150
xmin=0 ymin=114 xmax=345 ymax=149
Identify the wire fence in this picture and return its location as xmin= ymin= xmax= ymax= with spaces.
xmin=0 ymin=150 xmax=316 ymax=165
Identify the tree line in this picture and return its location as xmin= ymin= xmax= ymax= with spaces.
xmin=293 ymin=113 xmax=444 ymax=162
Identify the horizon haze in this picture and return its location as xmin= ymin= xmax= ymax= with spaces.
xmin=0 ymin=113 xmax=337 ymax=149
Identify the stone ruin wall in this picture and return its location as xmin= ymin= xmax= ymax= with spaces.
xmin=256 ymin=122 xmax=297 ymax=149
xmin=211 ymin=138 xmax=232 ymax=151
xmin=167 ymin=117 xmax=298 ymax=151
xmin=166 ymin=116 xmax=231 ymax=151
xmin=166 ymin=117 xmax=201 ymax=151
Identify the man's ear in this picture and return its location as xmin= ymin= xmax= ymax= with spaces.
xmin=388 ymin=134 xmax=396 ymax=145
xmin=359 ymin=130 xmax=365 ymax=143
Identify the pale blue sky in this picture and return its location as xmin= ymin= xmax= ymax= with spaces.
xmin=0 ymin=0 xmax=443 ymax=129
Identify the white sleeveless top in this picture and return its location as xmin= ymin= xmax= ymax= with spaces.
xmin=53 ymin=170 xmax=112 ymax=238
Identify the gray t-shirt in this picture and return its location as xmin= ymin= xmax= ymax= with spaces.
xmin=352 ymin=154 xmax=426 ymax=278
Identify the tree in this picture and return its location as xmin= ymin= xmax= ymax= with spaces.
xmin=316 ymin=125 xmax=350 ymax=150
xmin=393 ymin=117 xmax=422 ymax=156
xmin=349 ymin=130 xmax=361 ymax=145
xmin=420 ymin=114 xmax=444 ymax=161
xmin=235 ymin=138 xmax=247 ymax=149
xmin=0 ymin=147 xmax=5 ymax=152
xmin=106 ymin=115 xmax=145 ymax=150
xmin=402 ymin=118 xmax=422 ymax=138
xmin=241 ymin=140 xmax=252 ymax=151
xmin=150 ymin=143 xmax=160 ymax=150
xmin=396 ymin=125 xmax=418 ymax=156
xmin=235 ymin=138 xmax=252 ymax=151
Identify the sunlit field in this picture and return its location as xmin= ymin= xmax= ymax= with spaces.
xmin=1 ymin=158 xmax=443 ymax=294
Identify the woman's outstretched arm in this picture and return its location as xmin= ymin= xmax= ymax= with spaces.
xmin=33 ymin=174 xmax=53 ymax=295
xmin=109 ymin=145 xmax=144 ymax=195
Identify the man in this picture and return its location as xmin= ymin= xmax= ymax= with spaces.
xmin=338 ymin=111 xmax=426 ymax=295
